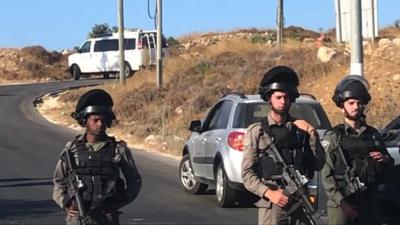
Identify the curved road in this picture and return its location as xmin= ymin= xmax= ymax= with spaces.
xmin=0 ymin=80 xmax=256 ymax=224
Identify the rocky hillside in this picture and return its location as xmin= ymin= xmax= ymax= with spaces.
xmin=178 ymin=26 xmax=320 ymax=50
xmin=0 ymin=46 xmax=69 ymax=82
xmin=33 ymin=27 xmax=400 ymax=156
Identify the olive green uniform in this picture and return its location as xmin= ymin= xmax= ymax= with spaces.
xmin=321 ymin=122 xmax=393 ymax=225
xmin=53 ymin=135 xmax=142 ymax=225
xmin=242 ymin=115 xmax=325 ymax=225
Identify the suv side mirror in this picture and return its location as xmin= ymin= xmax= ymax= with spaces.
xmin=189 ymin=120 xmax=202 ymax=133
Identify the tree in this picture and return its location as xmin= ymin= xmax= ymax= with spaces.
xmin=167 ymin=37 xmax=180 ymax=47
xmin=88 ymin=23 xmax=113 ymax=38
xmin=395 ymin=19 xmax=400 ymax=29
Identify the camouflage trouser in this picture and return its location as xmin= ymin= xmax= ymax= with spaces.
xmin=327 ymin=186 xmax=383 ymax=225
xmin=258 ymin=204 xmax=311 ymax=225
xmin=327 ymin=205 xmax=349 ymax=225
xmin=66 ymin=212 xmax=120 ymax=225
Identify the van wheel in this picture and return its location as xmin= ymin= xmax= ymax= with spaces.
xmin=215 ymin=163 xmax=237 ymax=207
xmin=103 ymin=73 xmax=110 ymax=79
xmin=71 ymin=65 xmax=81 ymax=80
xmin=179 ymin=155 xmax=208 ymax=194
xmin=124 ymin=62 xmax=133 ymax=77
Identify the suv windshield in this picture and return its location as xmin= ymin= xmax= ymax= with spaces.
xmin=233 ymin=102 xmax=331 ymax=129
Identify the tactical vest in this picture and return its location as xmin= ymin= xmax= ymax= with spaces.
xmin=257 ymin=118 xmax=314 ymax=181
xmin=67 ymin=137 xmax=125 ymax=210
xmin=332 ymin=124 xmax=384 ymax=187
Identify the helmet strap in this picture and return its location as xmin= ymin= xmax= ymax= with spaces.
xmin=269 ymin=101 xmax=290 ymax=116
xmin=343 ymin=106 xmax=364 ymax=121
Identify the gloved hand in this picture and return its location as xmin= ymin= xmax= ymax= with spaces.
xmin=339 ymin=200 xmax=359 ymax=219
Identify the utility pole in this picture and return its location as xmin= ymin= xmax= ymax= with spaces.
xmin=370 ymin=0 xmax=377 ymax=44
xmin=335 ymin=0 xmax=343 ymax=43
xmin=276 ymin=0 xmax=283 ymax=49
xmin=350 ymin=0 xmax=363 ymax=76
xmin=118 ymin=0 xmax=126 ymax=85
xmin=156 ymin=0 xmax=163 ymax=88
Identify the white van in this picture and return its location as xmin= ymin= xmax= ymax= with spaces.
xmin=68 ymin=29 xmax=168 ymax=80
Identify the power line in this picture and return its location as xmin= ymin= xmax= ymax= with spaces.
xmin=147 ymin=0 xmax=156 ymax=19
xmin=148 ymin=0 xmax=157 ymax=28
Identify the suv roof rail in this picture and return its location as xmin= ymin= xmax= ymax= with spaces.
xmin=299 ymin=93 xmax=317 ymax=100
xmin=222 ymin=92 xmax=247 ymax=99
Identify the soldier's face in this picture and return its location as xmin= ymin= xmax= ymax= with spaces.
xmin=341 ymin=99 xmax=364 ymax=120
xmin=86 ymin=114 xmax=107 ymax=136
xmin=269 ymin=91 xmax=291 ymax=114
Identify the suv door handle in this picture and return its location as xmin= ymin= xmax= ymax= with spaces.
xmin=216 ymin=137 xmax=222 ymax=142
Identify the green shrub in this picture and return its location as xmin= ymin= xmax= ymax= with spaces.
xmin=167 ymin=36 xmax=180 ymax=47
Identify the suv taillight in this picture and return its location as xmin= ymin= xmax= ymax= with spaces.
xmin=228 ymin=131 xmax=245 ymax=151
xmin=137 ymin=39 xmax=142 ymax=50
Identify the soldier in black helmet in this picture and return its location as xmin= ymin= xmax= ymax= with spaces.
xmin=52 ymin=89 xmax=142 ymax=225
xmin=241 ymin=66 xmax=325 ymax=225
xmin=321 ymin=75 xmax=394 ymax=225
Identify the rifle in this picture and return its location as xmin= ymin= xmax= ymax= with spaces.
xmin=64 ymin=146 xmax=91 ymax=225
xmin=262 ymin=139 xmax=324 ymax=225
xmin=336 ymin=145 xmax=366 ymax=197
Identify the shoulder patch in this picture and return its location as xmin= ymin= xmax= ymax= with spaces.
xmin=321 ymin=140 xmax=331 ymax=151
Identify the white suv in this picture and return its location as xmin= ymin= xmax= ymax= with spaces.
xmin=179 ymin=93 xmax=331 ymax=207
xmin=68 ymin=29 xmax=168 ymax=80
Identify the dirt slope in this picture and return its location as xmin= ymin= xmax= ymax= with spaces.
xmin=0 ymin=46 xmax=69 ymax=82
xmin=19 ymin=27 xmax=400 ymax=155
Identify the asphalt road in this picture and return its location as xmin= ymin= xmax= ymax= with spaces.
xmin=0 ymin=79 xmax=257 ymax=225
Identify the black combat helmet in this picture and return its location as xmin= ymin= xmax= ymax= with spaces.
xmin=332 ymin=75 xmax=371 ymax=107
xmin=258 ymin=65 xmax=300 ymax=102
xmin=71 ymin=89 xmax=116 ymax=126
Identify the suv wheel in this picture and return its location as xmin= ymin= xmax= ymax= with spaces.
xmin=71 ymin=65 xmax=81 ymax=80
xmin=216 ymin=163 xmax=237 ymax=207
xmin=179 ymin=155 xmax=207 ymax=194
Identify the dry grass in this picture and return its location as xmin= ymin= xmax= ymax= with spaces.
xmin=177 ymin=32 xmax=206 ymax=43
xmin=380 ymin=26 xmax=400 ymax=38
xmin=0 ymin=46 xmax=69 ymax=81
xmin=43 ymin=28 xmax=400 ymax=156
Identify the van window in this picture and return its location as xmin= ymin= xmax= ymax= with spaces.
xmin=124 ymin=38 xmax=136 ymax=50
xmin=80 ymin=41 xmax=91 ymax=53
xmin=94 ymin=40 xmax=118 ymax=52
xmin=141 ymin=36 xmax=152 ymax=48
xmin=94 ymin=38 xmax=136 ymax=52
xmin=140 ymin=34 xmax=167 ymax=48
